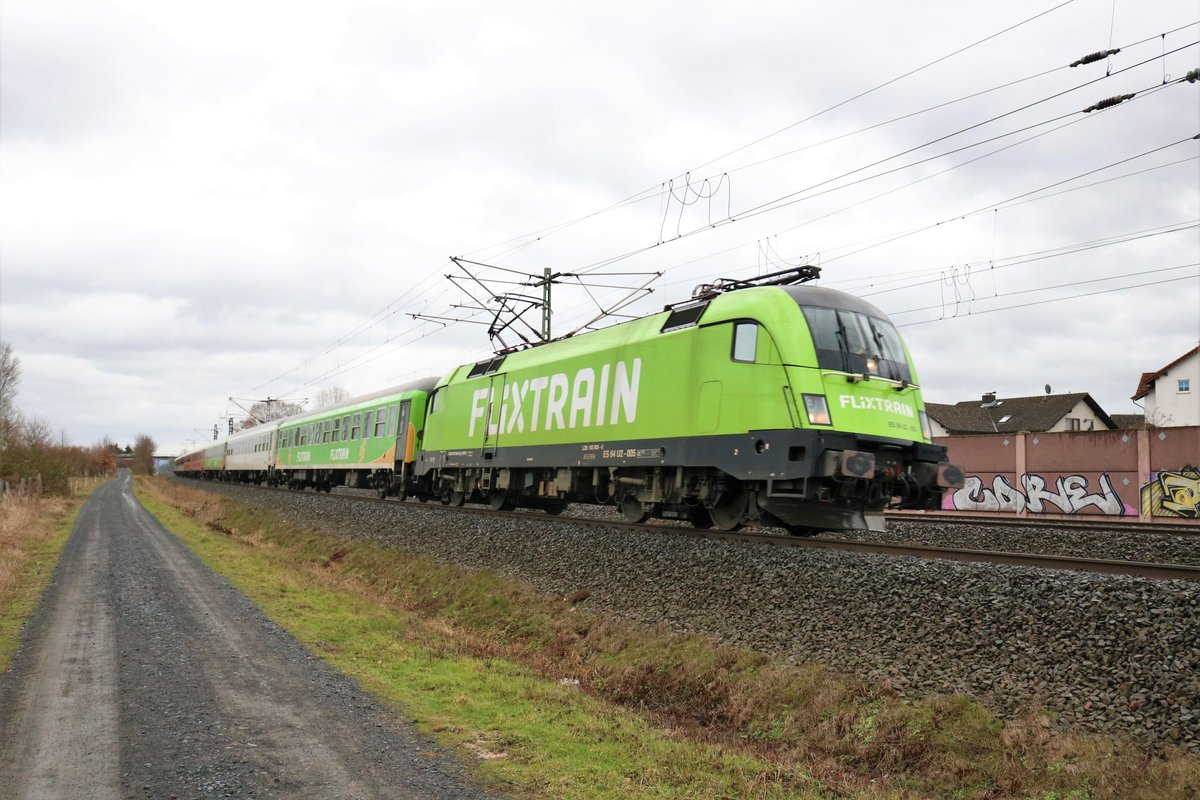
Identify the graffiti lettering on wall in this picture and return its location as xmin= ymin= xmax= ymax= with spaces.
xmin=948 ymin=473 xmax=1128 ymax=515
xmin=1140 ymin=466 xmax=1200 ymax=519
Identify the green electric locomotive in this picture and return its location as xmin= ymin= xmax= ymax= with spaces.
xmin=414 ymin=269 xmax=959 ymax=533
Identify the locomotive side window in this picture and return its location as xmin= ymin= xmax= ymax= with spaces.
xmin=429 ymin=389 xmax=441 ymax=414
xmin=732 ymin=322 xmax=758 ymax=363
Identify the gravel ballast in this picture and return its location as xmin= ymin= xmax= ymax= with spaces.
xmin=187 ymin=481 xmax=1200 ymax=752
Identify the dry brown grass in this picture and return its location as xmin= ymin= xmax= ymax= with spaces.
xmin=0 ymin=493 xmax=75 ymax=669
xmin=0 ymin=495 xmax=66 ymax=597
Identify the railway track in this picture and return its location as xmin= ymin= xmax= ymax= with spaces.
xmin=185 ymin=479 xmax=1200 ymax=582
xmin=886 ymin=510 xmax=1200 ymax=537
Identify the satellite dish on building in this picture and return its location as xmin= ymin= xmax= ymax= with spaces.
xmin=1045 ymin=384 xmax=1052 ymax=395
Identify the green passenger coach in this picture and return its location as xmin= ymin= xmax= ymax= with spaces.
xmin=274 ymin=380 xmax=437 ymax=495
xmin=414 ymin=281 xmax=959 ymax=533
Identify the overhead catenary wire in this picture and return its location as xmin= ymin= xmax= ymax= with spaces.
xmin=896 ymin=270 xmax=1199 ymax=328
xmin=243 ymin=18 xmax=1199 ymax=403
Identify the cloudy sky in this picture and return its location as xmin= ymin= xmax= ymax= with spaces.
xmin=2 ymin=0 xmax=1197 ymax=453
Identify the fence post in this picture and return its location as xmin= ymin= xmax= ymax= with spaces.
xmin=1015 ymin=432 xmax=1028 ymax=517
xmin=1137 ymin=428 xmax=1151 ymax=522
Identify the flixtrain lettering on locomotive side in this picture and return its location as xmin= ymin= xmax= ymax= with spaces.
xmin=175 ymin=267 xmax=963 ymax=534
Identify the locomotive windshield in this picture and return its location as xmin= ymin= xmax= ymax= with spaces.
xmin=801 ymin=306 xmax=912 ymax=383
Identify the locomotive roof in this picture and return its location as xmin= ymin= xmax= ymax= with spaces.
xmin=778 ymin=285 xmax=891 ymax=320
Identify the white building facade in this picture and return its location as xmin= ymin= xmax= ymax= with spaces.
xmin=1134 ymin=346 xmax=1200 ymax=427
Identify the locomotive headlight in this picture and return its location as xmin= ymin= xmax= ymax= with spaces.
xmin=919 ymin=410 xmax=933 ymax=440
xmin=866 ymin=357 xmax=878 ymax=374
xmin=803 ymin=394 xmax=832 ymax=426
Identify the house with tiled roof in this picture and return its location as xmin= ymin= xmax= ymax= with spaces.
xmin=925 ymin=392 xmax=1117 ymax=437
xmin=1132 ymin=345 xmax=1199 ymax=427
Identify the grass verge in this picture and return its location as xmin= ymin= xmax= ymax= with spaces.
xmin=0 ymin=486 xmax=92 ymax=671
xmin=138 ymin=477 xmax=1200 ymax=800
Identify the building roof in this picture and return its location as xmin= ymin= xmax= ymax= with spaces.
xmin=1132 ymin=345 xmax=1200 ymax=400
xmin=925 ymin=392 xmax=1116 ymax=435
xmin=1109 ymin=413 xmax=1145 ymax=430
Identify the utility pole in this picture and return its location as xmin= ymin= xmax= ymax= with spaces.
xmin=539 ymin=266 xmax=552 ymax=341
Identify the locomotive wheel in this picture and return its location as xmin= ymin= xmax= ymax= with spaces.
xmin=707 ymin=485 xmax=746 ymax=531
xmin=688 ymin=506 xmax=713 ymax=529
xmin=620 ymin=495 xmax=649 ymax=523
xmin=442 ymin=490 xmax=465 ymax=507
xmin=488 ymin=490 xmax=514 ymax=511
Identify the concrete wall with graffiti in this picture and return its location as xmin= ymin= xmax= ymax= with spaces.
xmin=935 ymin=426 xmax=1199 ymax=522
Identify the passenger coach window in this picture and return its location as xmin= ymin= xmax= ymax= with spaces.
xmin=732 ymin=322 xmax=758 ymax=363
xmin=363 ymin=411 xmax=374 ymax=437
xmin=374 ymin=408 xmax=388 ymax=437
xmin=351 ymin=413 xmax=362 ymax=439
xmin=387 ymin=405 xmax=398 ymax=437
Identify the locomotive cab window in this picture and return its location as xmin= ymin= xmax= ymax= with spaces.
xmin=429 ymin=389 xmax=441 ymax=414
xmin=732 ymin=322 xmax=758 ymax=363
xmin=802 ymin=306 xmax=912 ymax=383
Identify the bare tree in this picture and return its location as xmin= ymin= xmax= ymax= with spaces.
xmin=0 ymin=341 xmax=20 ymax=445
xmin=316 ymin=386 xmax=350 ymax=409
xmin=241 ymin=399 xmax=304 ymax=429
xmin=132 ymin=434 xmax=156 ymax=475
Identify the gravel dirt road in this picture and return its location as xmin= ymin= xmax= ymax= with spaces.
xmin=0 ymin=473 xmax=504 ymax=799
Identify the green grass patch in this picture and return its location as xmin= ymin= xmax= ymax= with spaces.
xmin=137 ymin=478 xmax=1200 ymax=800
xmin=0 ymin=489 xmax=92 ymax=671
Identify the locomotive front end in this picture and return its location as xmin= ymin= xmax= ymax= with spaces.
xmin=760 ymin=285 xmax=962 ymax=531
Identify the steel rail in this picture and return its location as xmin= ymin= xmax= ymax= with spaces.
xmin=885 ymin=510 xmax=1200 ymax=537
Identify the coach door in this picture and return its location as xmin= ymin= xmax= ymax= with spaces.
xmin=394 ymin=400 xmax=411 ymax=462
xmin=481 ymin=374 xmax=506 ymax=461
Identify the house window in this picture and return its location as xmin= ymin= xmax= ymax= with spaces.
xmin=1180 ymin=379 xmax=1192 ymax=393
xmin=1068 ymin=418 xmax=1081 ymax=431
xmin=998 ymin=414 xmax=1012 ymax=424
